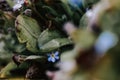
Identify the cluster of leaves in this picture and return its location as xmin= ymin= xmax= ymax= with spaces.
xmin=0 ymin=0 xmax=88 ymax=79
xmin=3 ymin=0 xmax=120 ymax=80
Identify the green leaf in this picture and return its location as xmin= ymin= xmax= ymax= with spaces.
xmin=42 ymin=6 xmax=58 ymax=17
xmin=79 ymin=10 xmax=93 ymax=29
xmin=38 ymin=29 xmax=63 ymax=49
xmin=15 ymin=15 xmax=41 ymax=52
xmin=0 ymin=62 xmax=17 ymax=78
xmin=12 ymin=55 xmax=46 ymax=64
xmin=25 ymin=55 xmax=46 ymax=62
xmin=6 ymin=0 xmax=15 ymax=8
xmin=61 ymin=0 xmax=73 ymax=18
xmin=0 ymin=61 xmax=29 ymax=78
xmin=39 ymin=38 xmax=73 ymax=52
xmin=71 ymin=30 xmax=96 ymax=49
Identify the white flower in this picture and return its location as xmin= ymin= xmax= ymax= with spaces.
xmin=13 ymin=0 xmax=24 ymax=11
xmin=18 ymin=0 xmax=24 ymax=4
xmin=14 ymin=0 xmax=24 ymax=4
xmin=13 ymin=4 xmax=22 ymax=11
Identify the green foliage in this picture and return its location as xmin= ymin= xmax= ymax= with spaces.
xmin=38 ymin=29 xmax=63 ymax=49
xmin=39 ymin=38 xmax=73 ymax=52
xmin=2 ymin=0 xmax=120 ymax=80
xmin=15 ymin=15 xmax=41 ymax=52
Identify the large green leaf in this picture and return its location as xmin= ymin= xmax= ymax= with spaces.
xmin=15 ymin=15 xmax=41 ymax=52
xmin=39 ymin=38 xmax=73 ymax=52
xmin=38 ymin=29 xmax=63 ymax=49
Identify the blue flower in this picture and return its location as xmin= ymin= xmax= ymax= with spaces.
xmin=47 ymin=51 xmax=59 ymax=63
xmin=95 ymin=31 xmax=118 ymax=54
xmin=68 ymin=0 xmax=83 ymax=9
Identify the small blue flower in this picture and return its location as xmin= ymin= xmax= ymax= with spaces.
xmin=68 ymin=0 xmax=83 ymax=9
xmin=47 ymin=51 xmax=59 ymax=63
